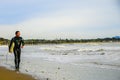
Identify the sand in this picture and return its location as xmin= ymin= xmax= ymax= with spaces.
xmin=0 ymin=67 xmax=36 ymax=80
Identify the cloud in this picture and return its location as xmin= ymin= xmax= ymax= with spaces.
xmin=19 ymin=7 xmax=119 ymax=30
xmin=15 ymin=7 xmax=119 ymax=39
xmin=0 ymin=0 xmax=119 ymax=39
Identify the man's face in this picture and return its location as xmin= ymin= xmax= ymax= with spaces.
xmin=16 ymin=32 xmax=21 ymax=37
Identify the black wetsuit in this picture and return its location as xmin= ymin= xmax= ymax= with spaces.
xmin=9 ymin=36 xmax=24 ymax=70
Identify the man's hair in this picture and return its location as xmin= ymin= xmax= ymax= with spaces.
xmin=15 ymin=31 xmax=20 ymax=35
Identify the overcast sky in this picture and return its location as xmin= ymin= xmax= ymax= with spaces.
xmin=0 ymin=0 xmax=120 ymax=39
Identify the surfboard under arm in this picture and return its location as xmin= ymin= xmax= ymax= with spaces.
xmin=9 ymin=42 xmax=15 ymax=53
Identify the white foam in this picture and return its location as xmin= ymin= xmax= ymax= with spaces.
xmin=0 ymin=43 xmax=120 ymax=80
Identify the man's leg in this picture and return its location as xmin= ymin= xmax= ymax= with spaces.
xmin=17 ymin=49 xmax=21 ymax=69
xmin=14 ymin=49 xmax=18 ymax=69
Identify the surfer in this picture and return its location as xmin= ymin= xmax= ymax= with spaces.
xmin=9 ymin=31 xmax=24 ymax=71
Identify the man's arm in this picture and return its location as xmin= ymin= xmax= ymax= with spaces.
xmin=21 ymin=37 xmax=25 ymax=48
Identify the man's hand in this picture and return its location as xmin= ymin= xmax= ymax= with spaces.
xmin=21 ymin=46 xmax=24 ymax=48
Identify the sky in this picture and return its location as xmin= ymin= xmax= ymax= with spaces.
xmin=0 ymin=0 xmax=120 ymax=39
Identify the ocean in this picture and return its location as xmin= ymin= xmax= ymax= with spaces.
xmin=0 ymin=42 xmax=120 ymax=80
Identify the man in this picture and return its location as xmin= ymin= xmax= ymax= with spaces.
xmin=9 ymin=31 xmax=24 ymax=71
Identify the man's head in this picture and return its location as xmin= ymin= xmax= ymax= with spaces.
xmin=15 ymin=31 xmax=20 ymax=37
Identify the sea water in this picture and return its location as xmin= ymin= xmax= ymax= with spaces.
xmin=0 ymin=42 xmax=120 ymax=80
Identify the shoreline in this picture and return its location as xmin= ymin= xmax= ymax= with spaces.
xmin=0 ymin=41 xmax=120 ymax=46
xmin=0 ymin=66 xmax=36 ymax=80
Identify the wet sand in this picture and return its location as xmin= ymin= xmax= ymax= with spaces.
xmin=0 ymin=67 xmax=36 ymax=80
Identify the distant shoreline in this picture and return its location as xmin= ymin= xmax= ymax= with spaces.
xmin=0 ymin=41 xmax=120 ymax=46
xmin=0 ymin=37 xmax=120 ymax=45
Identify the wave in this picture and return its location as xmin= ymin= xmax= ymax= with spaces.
xmin=77 ymin=48 xmax=105 ymax=52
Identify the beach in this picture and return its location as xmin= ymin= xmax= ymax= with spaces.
xmin=0 ymin=43 xmax=120 ymax=80
xmin=0 ymin=67 xmax=36 ymax=80
xmin=0 ymin=0 xmax=120 ymax=79
xmin=0 ymin=63 xmax=120 ymax=80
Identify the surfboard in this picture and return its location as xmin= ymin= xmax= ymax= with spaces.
xmin=9 ymin=42 xmax=15 ymax=53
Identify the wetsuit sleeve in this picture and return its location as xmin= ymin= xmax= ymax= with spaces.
xmin=21 ymin=38 xmax=25 ymax=46
xmin=9 ymin=38 xmax=14 ymax=51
